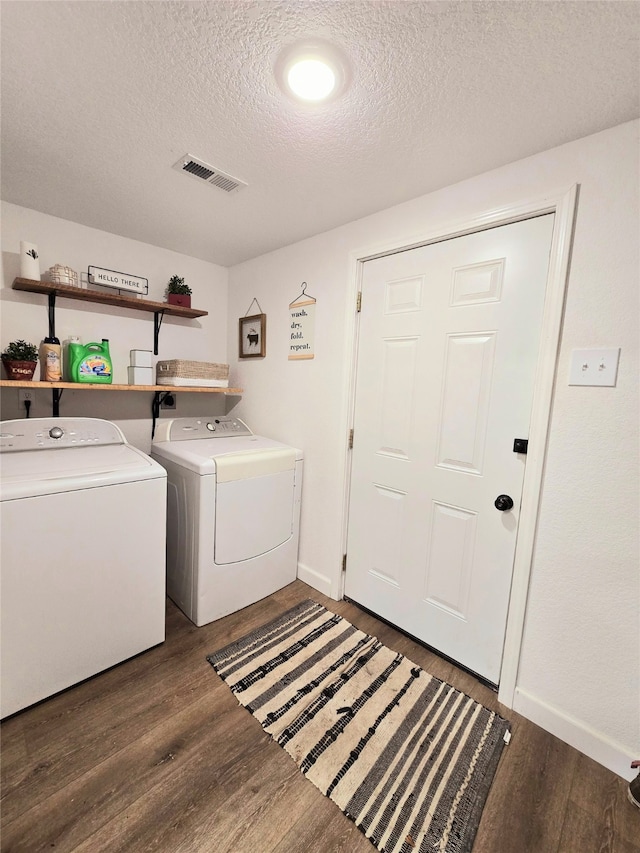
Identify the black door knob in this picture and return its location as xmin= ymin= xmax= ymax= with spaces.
xmin=494 ymin=494 xmax=514 ymax=511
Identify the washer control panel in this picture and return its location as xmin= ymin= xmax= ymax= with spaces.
xmin=163 ymin=416 xmax=252 ymax=441
xmin=0 ymin=418 xmax=126 ymax=451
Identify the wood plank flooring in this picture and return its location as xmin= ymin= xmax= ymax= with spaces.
xmin=2 ymin=580 xmax=638 ymax=853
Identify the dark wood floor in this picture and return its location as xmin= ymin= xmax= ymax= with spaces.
xmin=2 ymin=580 xmax=638 ymax=853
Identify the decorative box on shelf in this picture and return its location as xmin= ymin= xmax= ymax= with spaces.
xmin=130 ymin=349 xmax=153 ymax=368
xmin=128 ymin=367 xmax=154 ymax=385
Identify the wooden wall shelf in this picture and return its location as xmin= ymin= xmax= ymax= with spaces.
xmin=12 ymin=277 xmax=208 ymax=319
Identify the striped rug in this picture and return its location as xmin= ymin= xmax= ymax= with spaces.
xmin=207 ymin=599 xmax=510 ymax=853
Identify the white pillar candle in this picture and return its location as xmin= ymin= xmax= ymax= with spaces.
xmin=20 ymin=242 xmax=40 ymax=280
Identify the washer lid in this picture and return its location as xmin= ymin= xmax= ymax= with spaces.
xmin=0 ymin=443 xmax=166 ymax=501
xmin=151 ymin=434 xmax=303 ymax=475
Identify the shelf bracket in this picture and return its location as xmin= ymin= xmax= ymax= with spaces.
xmin=48 ymin=292 xmax=57 ymax=338
xmin=52 ymin=387 xmax=63 ymax=417
xmin=153 ymin=310 xmax=165 ymax=355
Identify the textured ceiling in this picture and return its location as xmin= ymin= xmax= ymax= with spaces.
xmin=1 ymin=1 xmax=638 ymax=267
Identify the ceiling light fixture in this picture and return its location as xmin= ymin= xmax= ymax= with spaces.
xmin=275 ymin=41 xmax=350 ymax=104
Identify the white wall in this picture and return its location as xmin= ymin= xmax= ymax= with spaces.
xmin=1 ymin=203 xmax=230 ymax=451
xmin=227 ymin=120 xmax=639 ymax=778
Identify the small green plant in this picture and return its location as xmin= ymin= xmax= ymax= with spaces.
xmin=2 ymin=339 xmax=38 ymax=362
xmin=167 ymin=275 xmax=192 ymax=296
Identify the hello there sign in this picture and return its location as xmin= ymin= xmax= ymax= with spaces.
xmin=88 ymin=266 xmax=149 ymax=295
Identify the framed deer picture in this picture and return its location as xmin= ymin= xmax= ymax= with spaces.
xmin=239 ymin=313 xmax=266 ymax=359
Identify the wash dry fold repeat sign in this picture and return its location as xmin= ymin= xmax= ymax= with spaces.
xmin=289 ymin=284 xmax=316 ymax=360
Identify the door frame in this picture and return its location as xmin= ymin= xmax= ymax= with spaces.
xmin=339 ymin=185 xmax=578 ymax=708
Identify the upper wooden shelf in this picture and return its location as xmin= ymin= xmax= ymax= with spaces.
xmin=12 ymin=277 xmax=208 ymax=319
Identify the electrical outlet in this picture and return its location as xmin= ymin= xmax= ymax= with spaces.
xmin=161 ymin=393 xmax=176 ymax=410
xmin=18 ymin=389 xmax=34 ymax=405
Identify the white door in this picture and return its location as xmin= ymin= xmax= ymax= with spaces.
xmin=345 ymin=214 xmax=554 ymax=684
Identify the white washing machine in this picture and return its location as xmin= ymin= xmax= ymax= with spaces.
xmin=151 ymin=416 xmax=303 ymax=626
xmin=0 ymin=417 xmax=167 ymax=718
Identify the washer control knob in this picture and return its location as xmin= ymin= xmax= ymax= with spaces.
xmin=49 ymin=426 xmax=64 ymax=440
xmin=206 ymin=422 xmax=216 ymax=432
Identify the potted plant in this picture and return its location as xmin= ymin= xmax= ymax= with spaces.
xmin=166 ymin=275 xmax=192 ymax=308
xmin=2 ymin=339 xmax=39 ymax=381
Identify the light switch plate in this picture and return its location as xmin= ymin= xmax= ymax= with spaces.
xmin=569 ymin=348 xmax=620 ymax=386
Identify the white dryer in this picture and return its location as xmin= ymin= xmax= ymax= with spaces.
xmin=151 ymin=416 xmax=303 ymax=626
xmin=0 ymin=418 xmax=167 ymax=718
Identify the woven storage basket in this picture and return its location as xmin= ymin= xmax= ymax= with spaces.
xmin=156 ymin=359 xmax=229 ymax=381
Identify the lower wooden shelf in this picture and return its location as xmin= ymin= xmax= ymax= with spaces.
xmin=0 ymin=380 xmax=242 ymax=394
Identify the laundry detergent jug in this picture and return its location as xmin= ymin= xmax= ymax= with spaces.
xmin=70 ymin=339 xmax=113 ymax=384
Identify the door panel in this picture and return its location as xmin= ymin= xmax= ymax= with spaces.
xmin=345 ymin=215 xmax=554 ymax=684
xmin=436 ymin=331 xmax=496 ymax=474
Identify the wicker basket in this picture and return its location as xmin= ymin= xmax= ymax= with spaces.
xmin=156 ymin=359 xmax=229 ymax=387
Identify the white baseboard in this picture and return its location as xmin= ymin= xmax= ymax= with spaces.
xmin=513 ymin=687 xmax=636 ymax=781
xmin=296 ymin=562 xmax=334 ymax=598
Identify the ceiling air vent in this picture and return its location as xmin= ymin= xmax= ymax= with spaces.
xmin=172 ymin=154 xmax=247 ymax=194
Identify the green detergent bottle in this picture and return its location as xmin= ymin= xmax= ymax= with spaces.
xmin=69 ymin=339 xmax=113 ymax=384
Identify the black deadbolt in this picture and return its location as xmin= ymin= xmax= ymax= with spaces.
xmin=494 ymin=494 xmax=514 ymax=511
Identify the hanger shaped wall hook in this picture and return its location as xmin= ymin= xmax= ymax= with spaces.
xmin=290 ymin=281 xmax=317 ymax=307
